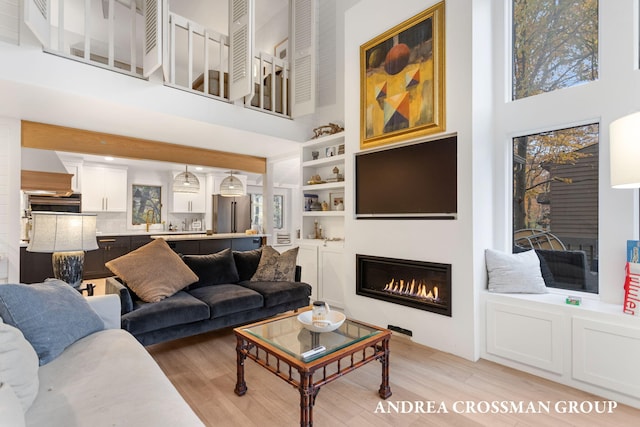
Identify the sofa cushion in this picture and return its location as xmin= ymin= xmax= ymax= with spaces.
xmin=181 ymin=248 xmax=240 ymax=290
xmin=121 ymin=291 xmax=210 ymax=336
xmin=251 ymin=246 xmax=299 ymax=282
xmin=485 ymin=249 xmax=548 ymax=293
xmin=240 ymin=281 xmax=312 ymax=308
xmin=188 ymin=285 xmax=263 ymax=319
xmin=0 ymin=382 xmax=25 ymax=427
xmin=0 ymin=280 xmax=104 ymax=365
xmin=25 ymin=329 xmax=204 ymax=427
xmin=0 ymin=319 xmax=39 ymax=413
xmin=233 ymin=248 xmax=263 ymax=281
xmin=106 ymin=238 xmax=198 ymax=303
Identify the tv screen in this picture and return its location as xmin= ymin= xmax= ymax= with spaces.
xmin=355 ymin=135 xmax=457 ymax=219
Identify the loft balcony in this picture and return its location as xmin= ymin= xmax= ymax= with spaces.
xmin=20 ymin=0 xmax=313 ymax=120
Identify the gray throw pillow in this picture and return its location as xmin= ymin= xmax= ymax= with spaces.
xmin=0 ymin=280 xmax=104 ymax=365
xmin=485 ymin=249 xmax=548 ymax=294
xmin=251 ymin=246 xmax=299 ymax=282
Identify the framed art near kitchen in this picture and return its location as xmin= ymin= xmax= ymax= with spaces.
xmin=132 ymin=184 xmax=162 ymax=225
xmin=360 ymin=2 xmax=445 ymax=149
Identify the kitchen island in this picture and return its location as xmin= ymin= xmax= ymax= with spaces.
xmin=20 ymin=232 xmax=266 ymax=284
xmin=151 ymin=233 xmax=266 ymax=255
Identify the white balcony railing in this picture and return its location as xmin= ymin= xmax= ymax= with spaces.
xmin=39 ymin=1 xmax=291 ymax=117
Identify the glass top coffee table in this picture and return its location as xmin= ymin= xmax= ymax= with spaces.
xmin=234 ymin=309 xmax=392 ymax=427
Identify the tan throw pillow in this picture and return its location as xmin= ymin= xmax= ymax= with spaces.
xmin=106 ymin=238 xmax=198 ymax=302
xmin=251 ymin=246 xmax=299 ymax=282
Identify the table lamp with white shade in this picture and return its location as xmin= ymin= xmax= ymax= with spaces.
xmin=26 ymin=212 xmax=99 ymax=290
xmin=611 ymin=112 xmax=640 ymax=188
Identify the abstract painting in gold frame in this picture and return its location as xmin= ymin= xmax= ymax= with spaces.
xmin=360 ymin=2 xmax=445 ymax=149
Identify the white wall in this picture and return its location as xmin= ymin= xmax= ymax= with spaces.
xmin=0 ymin=118 xmax=21 ymax=283
xmin=343 ymin=0 xmax=478 ymax=360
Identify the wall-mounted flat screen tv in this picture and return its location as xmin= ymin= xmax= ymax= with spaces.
xmin=355 ymin=135 xmax=457 ymax=219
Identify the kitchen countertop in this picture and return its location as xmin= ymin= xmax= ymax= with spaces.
xmin=151 ymin=233 xmax=267 ymax=241
xmin=96 ymin=230 xmax=205 ymax=237
xmin=19 ymin=231 xmax=208 ymax=247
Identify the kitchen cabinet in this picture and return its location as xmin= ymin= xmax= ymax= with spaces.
xmin=83 ymin=236 xmax=131 ymax=279
xmin=82 ymin=164 xmax=128 ymax=212
xmin=19 ymin=247 xmax=53 ymax=284
xmin=170 ymin=171 xmax=206 ymax=213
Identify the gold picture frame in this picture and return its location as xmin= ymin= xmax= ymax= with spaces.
xmin=360 ymin=2 xmax=445 ymax=149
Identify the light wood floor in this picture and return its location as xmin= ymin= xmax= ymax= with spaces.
xmin=147 ymin=325 xmax=640 ymax=427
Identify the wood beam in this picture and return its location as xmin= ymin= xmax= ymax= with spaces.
xmin=21 ymin=121 xmax=266 ymax=174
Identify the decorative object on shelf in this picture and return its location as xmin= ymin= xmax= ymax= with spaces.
xmin=321 ymin=201 xmax=329 ymax=211
xmin=311 ymin=150 xmax=319 ymax=160
xmin=304 ymin=194 xmax=318 ymax=211
xmin=310 ymin=200 xmax=323 ymax=211
xmin=132 ymin=184 xmax=161 ymax=226
xmin=173 ymin=165 xmax=200 ymax=194
xmin=338 ymin=144 xmax=345 ymax=155
xmin=314 ymin=219 xmax=323 ymax=239
xmin=220 ymin=171 xmax=245 ymax=197
xmin=307 ymin=174 xmax=325 ymax=185
xmin=326 ymin=167 xmax=344 ymax=183
xmin=360 ymin=2 xmax=445 ymax=149
xmin=330 ymin=192 xmax=345 ymax=211
xmin=325 ymin=146 xmax=336 ymax=157
xmin=27 ymin=212 xmax=99 ymax=290
xmin=312 ymin=123 xmax=344 ymax=139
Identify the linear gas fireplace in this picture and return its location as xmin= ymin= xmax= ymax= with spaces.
xmin=356 ymin=254 xmax=451 ymax=317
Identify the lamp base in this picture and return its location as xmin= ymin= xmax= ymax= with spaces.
xmin=52 ymin=251 xmax=85 ymax=289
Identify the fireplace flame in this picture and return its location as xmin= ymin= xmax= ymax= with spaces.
xmin=383 ymin=278 xmax=441 ymax=302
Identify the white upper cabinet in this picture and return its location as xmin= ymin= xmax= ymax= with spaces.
xmin=82 ymin=164 xmax=128 ymax=212
xmin=170 ymin=172 xmax=206 ymax=213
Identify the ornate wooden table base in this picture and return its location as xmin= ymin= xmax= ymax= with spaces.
xmin=234 ymin=316 xmax=392 ymax=427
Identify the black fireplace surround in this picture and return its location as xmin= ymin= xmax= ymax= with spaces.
xmin=356 ymin=254 xmax=452 ymax=317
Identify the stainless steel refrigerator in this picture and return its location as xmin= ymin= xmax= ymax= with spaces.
xmin=212 ymin=195 xmax=251 ymax=233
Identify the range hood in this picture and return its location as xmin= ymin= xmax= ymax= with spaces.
xmin=21 ymin=170 xmax=74 ymax=196
xmin=21 ymin=148 xmax=74 ymax=196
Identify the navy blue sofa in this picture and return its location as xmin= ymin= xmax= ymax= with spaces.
xmin=105 ymin=248 xmax=311 ymax=346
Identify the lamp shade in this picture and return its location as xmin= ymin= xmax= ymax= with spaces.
xmin=611 ymin=112 xmax=640 ymax=188
xmin=220 ymin=172 xmax=245 ymax=197
xmin=27 ymin=212 xmax=98 ymax=253
xmin=173 ymin=165 xmax=200 ymax=193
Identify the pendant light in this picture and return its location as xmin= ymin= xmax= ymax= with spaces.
xmin=220 ymin=171 xmax=244 ymax=197
xmin=173 ymin=165 xmax=200 ymax=193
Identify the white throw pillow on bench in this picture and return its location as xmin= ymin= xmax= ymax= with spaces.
xmin=485 ymin=249 xmax=548 ymax=294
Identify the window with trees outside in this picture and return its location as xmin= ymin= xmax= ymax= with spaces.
xmin=250 ymin=194 xmax=284 ymax=231
xmin=513 ymin=124 xmax=599 ymax=293
xmin=512 ymin=0 xmax=598 ymax=100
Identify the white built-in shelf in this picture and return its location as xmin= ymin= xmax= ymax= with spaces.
xmin=302 ymin=211 xmax=345 ymax=217
xmin=302 ymin=154 xmax=345 ymax=168
xmin=302 ymin=182 xmax=345 ymax=192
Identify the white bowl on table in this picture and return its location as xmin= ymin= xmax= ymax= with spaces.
xmin=297 ymin=310 xmax=346 ymax=333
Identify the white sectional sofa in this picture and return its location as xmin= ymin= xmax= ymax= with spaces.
xmin=1 ymin=293 xmax=204 ymax=427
